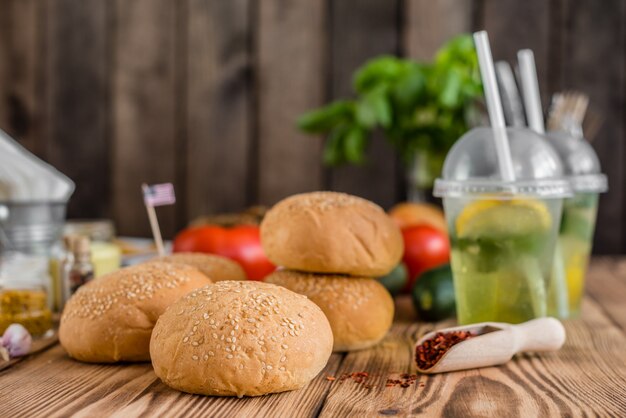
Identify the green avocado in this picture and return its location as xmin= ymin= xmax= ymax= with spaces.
xmin=377 ymin=263 xmax=408 ymax=296
xmin=411 ymin=264 xmax=456 ymax=321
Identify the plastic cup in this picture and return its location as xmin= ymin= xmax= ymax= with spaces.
xmin=547 ymin=131 xmax=607 ymax=318
xmin=434 ymin=127 xmax=571 ymax=325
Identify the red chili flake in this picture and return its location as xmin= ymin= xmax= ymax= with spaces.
xmin=332 ymin=371 xmax=373 ymax=387
xmin=415 ymin=330 xmax=475 ymax=370
xmin=384 ymin=373 xmax=419 ymax=388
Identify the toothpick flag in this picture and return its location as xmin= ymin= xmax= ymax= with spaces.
xmin=142 ymin=183 xmax=176 ymax=256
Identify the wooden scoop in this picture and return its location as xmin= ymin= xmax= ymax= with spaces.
xmin=414 ymin=317 xmax=566 ymax=374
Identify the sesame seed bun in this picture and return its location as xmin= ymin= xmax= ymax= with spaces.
xmin=59 ymin=262 xmax=212 ymax=363
xmin=260 ymin=192 xmax=403 ymax=277
xmin=148 ymin=252 xmax=247 ymax=281
xmin=265 ymin=270 xmax=394 ymax=352
xmin=150 ymin=281 xmax=333 ymax=397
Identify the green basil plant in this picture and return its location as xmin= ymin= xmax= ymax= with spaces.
xmin=297 ymin=34 xmax=483 ymax=188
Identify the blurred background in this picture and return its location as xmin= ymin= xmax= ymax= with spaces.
xmin=0 ymin=0 xmax=623 ymax=253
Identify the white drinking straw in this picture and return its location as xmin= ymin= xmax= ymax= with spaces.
xmin=518 ymin=49 xmax=570 ymax=318
xmin=517 ymin=49 xmax=545 ymax=133
xmin=473 ymin=31 xmax=516 ymax=182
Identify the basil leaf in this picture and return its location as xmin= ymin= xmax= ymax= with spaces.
xmin=344 ymin=126 xmax=367 ymax=164
xmin=297 ymin=101 xmax=353 ymax=133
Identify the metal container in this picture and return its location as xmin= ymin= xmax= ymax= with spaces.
xmin=0 ymin=201 xmax=67 ymax=254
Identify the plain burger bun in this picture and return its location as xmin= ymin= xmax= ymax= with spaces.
xmin=260 ymin=191 xmax=403 ymax=277
xmin=150 ymin=280 xmax=333 ymax=397
xmin=59 ymin=262 xmax=212 ymax=363
xmin=265 ymin=270 xmax=394 ymax=352
xmin=149 ymin=252 xmax=247 ymax=281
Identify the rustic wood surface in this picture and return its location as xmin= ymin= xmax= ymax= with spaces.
xmin=1 ymin=257 xmax=625 ymax=417
xmin=0 ymin=0 xmax=625 ymax=252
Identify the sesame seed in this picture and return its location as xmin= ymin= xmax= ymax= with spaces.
xmin=192 ymin=355 xmax=199 ymax=361
xmin=183 ymin=337 xmax=189 ymax=343
xmin=227 ymin=354 xmax=234 ymax=359
xmin=192 ymin=341 xmax=199 ymax=346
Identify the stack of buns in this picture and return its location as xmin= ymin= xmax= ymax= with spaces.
xmin=59 ymin=192 xmax=400 ymax=397
xmin=261 ymin=191 xmax=403 ymax=351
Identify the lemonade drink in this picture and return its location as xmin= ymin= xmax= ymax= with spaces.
xmin=551 ymin=193 xmax=599 ymax=317
xmin=434 ymin=127 xmax=571 ymax=325
xmin=545 ymin=131 xmax=607 ymax=318
xmin=444 ymin=197 xmax=562 ymax=324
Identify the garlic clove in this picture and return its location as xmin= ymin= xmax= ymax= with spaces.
xmin=1 ymin=323 xmax=32 ymax=358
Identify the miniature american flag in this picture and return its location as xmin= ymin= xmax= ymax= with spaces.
xmin=142 ymin=183 xmax=176 ymax=207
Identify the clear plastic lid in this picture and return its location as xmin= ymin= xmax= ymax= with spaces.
xmin=547 ymin=131 xmax=608 ymax=193
xmin=434 ymin=127 xmax=572 ymax=199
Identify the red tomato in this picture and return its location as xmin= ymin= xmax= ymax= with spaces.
xmin=401 ymin=224 xmax=450 ymax=292
xmin=173 ymin=225 xmax=276 ymax=280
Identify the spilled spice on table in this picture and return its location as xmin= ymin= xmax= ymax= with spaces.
xmin=385 ymin=373 xmax=419 ymax=388
xmin=326 ymin=372 xmax=426 ymax=390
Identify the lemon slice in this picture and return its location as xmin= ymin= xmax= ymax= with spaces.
xmin=456 ymin=198 xmax=552 ymax=239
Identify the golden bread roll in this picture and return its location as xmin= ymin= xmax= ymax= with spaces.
xmin=59 ymin=262 xmax=212 ymax=363
xmin=149 ymin=252 xmax=247 ymax=281
xmin=260 ymin=192 xmax=403 ymax=277
xmin=150 ymin=280 xmax=333 ymax=397
xmin=265 ymin=270 xmax=394 ymax=352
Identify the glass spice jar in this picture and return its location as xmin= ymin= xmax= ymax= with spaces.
xmin=0 ymin=284 xmax=52 ymax=337
xmin=0 ymin=252 xmax=54 ymax=336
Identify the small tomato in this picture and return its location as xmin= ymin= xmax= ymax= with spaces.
xmin=173 ymin=225 xmax=276 ymax=280
xmin=401 ymin=224 xmax=450 ymax=292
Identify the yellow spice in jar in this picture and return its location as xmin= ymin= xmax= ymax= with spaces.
xmin=0 ymin=289 xmax=52 ymax=337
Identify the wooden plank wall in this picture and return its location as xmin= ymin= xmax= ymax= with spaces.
xmin=0 ymin=0 xmax=624 ymax=253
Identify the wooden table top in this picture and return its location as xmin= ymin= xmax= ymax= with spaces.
xmin=1 ymin=257 xmax=626 ymax=417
